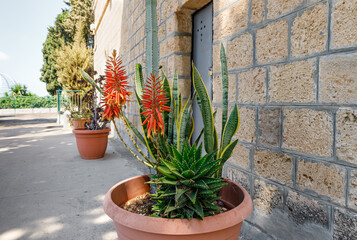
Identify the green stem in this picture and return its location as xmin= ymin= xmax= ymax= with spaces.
xmin=120 ymin=115 xmax=156 ymax=167
xmin=112 ymin=120 xmax=153 ymax=168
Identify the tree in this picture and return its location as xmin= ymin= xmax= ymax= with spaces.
xmin=40 ymin=0 xmax=93 ymax=96
xmin=5 ymin=84 xmax=34 ymax=97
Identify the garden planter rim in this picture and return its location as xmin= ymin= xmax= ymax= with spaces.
xmin=72 ymin=127 xmax=111 ymax=135
xmin=103 ymin=174 xmax=253 ymax=235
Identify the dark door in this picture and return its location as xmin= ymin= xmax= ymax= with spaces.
xmin=192 ymin=3 xmax=213 ymax=145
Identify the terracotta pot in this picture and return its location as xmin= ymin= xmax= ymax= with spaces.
xmin=71 ymin=118 xmax=90 ymax=129
xmin=72 ymin=127 xmax=111 ymax=159
xmin=104 ymin=175 xmax=253 ymax=240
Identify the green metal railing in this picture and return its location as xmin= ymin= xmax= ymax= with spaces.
xmin=56 ymin=90 xmax=86 ymax=122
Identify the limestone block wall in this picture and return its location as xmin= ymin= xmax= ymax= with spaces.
xmin=94 ymin=0 xmax=357 ymax=239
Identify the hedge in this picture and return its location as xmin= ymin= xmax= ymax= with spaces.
xmin=0 ymin=96 xmax=57 ymax=109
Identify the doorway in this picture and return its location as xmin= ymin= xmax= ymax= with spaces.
xmin=191 ymin=2 xmax=213 ymax=144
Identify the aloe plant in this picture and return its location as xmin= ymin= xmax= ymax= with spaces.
xmin=80 ymin=44 xmax=239 ymax=219
xmin=148 ymin=142 xmax=227 ymax=220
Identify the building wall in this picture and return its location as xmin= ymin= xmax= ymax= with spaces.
xmin=94 ymin=0 xmax=357 ymax=239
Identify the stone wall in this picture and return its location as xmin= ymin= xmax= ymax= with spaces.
xmin=94 ymin=0 xmax=357 ymax=239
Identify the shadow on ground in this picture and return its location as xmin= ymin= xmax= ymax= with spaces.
xmin=0 ymin=113 xmax=145 ymax=240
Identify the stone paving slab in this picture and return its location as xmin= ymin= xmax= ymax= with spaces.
xmin=0 ymin=113 xmax=146 ymax=240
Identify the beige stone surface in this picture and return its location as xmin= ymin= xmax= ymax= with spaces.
xmin=238 ymin=68 xmax=266 ymax=104
xmin=227 ymin=33 xmax=253 ymax=70
xmin=256 ymin=20 xmax=288 ymax=64
xmin=237 ymin=107 xmax=256 ymax=143
xmin=258 ymin=108 xmax=281 ymax=146
xmin=254 ymin=179 xmax=283 ymax=214
xmin=160 ymin=36 xmax=192 ymax=57
xmin=213 ymin=74 xmax=236 ymax=103
xmin=213 ymin=0 xmax=248 ymax=40
xmin=159 ymin=58 xmax=168 ymax=74
xmin=251 ymin=0 xmax=265 ymax=23
xmin=283 ymin=109 xmax=333 ymax=156
xmin=267 ymin=0 xmax=303 ymax=19
xmin=319 ymin=53 xmax=357 ymax=104
xmin=349 ymin=170 xmax=357 ymax=211
xmin=166 ymin=10 xmax=193 ymax=35
xmin=181 ymin=0 xmax=211 ymax=9
xmin=332 ymin=0 xmax=357 ymax=48
xmin=167 ymin=55 xmax=191 ymax=77
xmin=212 ymin=44 xmax=221 ymax=73
xmin=336 ymin=108 xmax=357 ymax=165
xmin=297 ymin=160 xmax=346 ymax=204
xmin=214 ymin=0 xmax=237 ymax=12
xmin=161 ymin=0 xmax=179 ymax=21
xmin=254 ymin=150 xmax=293 ymax=185
xmin=158 ymin=23 xmax=166 ymax=41
xmin=227 ymin=143 xmax=250 ymax=170
xmin=291 ymin=3 xmax=328 ymax=57
xmin=269 ymin=59 xmax=316 ymax=103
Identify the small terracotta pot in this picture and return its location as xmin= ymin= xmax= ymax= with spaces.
xmin=104 ymin=175 xmax=253 ymax=240
xmin=71 ymin=118 xmax=90 ymax=129
xmin=72 ymin=128 xmax=111 ymax=159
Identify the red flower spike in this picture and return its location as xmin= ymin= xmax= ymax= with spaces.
xmin=141 ymin=74 xmax=170 ymax=138
xmin=102 ymin=50 xmax=132 ymax=121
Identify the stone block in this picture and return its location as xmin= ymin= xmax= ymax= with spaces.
xmin=258 ymin=108 xmax=281 ymax=146
xmin=254 ymin=179 xmax=283 ymax=214
xmin=214 ymin=0 xmax=237 ymax=12
xmin=297 ymin=160 xmax=346 ymax=204
xmin=212 ymin=44 xmax=221 ymax=73
xmin=226 ymin=167 xmax=250 ymax=192
xmin=269 ymin=59 xmax=316 ymax=103
xmin=159 ymin=58 xmax=168 ymax=74
xmin=227 ymin=33 xmax=253 ymax=69
xmin=167 ymin=55 xmax=191 ymax=77
xmin=181 ymin=0 xmax=211 ymax=9
xmin=227 ymin=143 xmax=250 ymax=170
xmin=237 ymin=107 xmax=256 ymax=143
xmin=158 ymin=23 xmax=166 ymax=41
xmin=267 ymin=0 xmax=303 ymax=19
xmin=254 ymin=150 xmax=293 ymax=185
xmin=333 ymin=208 xmax=357 ymax=240
xmin=251 ymin=0 xmax=265 ymax=23
xmin=212 ymin=74 xmax=236 ymax=103
xmin=283 ymin=108 xmax=333 ymax=156
xmin=319 ymin=53 xmax=357 ymax=104
xmin=256 ymin=20 xmax=288 ymax=64
xmin=286 ymin=191 xmax=329 ymax=227
xmin=160 ymin=36 xmax=192 ymax=57
xmin=238 ymin=68 xmax=266 ymax=104
xmin=213 ymin=0 xmax=248 ymax=40
xmin=166 ymin=10 xmax=193 ymax=35
xmin=336 ymin=108 xmax=357 ymax=165
xmin=291 ymin=3 xmax=328 ymax=57
xmin=349 ymin=170 xmax=357 ymax=211
xmin=161 ymin=0 xmax=179 ymax=21
xmin=332 ymin=0 xmax=357 ymax=48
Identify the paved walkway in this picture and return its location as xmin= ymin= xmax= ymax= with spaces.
xmin=0 ymin=113 xmax=146 ymax=240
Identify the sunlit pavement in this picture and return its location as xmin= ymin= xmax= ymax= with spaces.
xmin=0 ymin=113 xmax=146 ymax=240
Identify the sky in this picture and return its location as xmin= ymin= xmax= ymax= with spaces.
xmin=0 ymin=0 xmax=68 ymax=96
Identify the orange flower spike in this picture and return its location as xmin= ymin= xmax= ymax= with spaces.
xmin=141 ymin=74 xmax=171 ymax=138
xmin=102 ymin=50 xmax=132 ymax=121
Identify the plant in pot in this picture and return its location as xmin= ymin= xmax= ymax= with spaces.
xmin=65 ymin=103 xmax=91 ymax=129
xmin=82 ymin=47 xmax=253 ymax=239
xmin=72 ymin=74 xmax=110 ymax=160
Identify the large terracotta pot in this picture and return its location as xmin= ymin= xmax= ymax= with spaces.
xmin=72 ymin=127 xmax=110 ymax=159
xmin=104 ymin=175 xmax=253 ymax=240
xmin=71 ymin=118 xmax=90 ymax=129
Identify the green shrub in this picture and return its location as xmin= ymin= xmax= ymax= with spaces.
xmin=0 ymin=96 xmax=57 ymax=109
